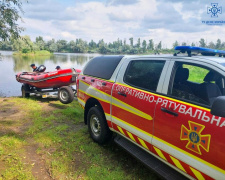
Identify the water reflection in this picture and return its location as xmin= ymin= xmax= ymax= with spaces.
xmin=0 ymin=51 xmax=98 ymax=97
xmin=12 ymin=55 xmax=51 ymax=72
xmin=12 ymin=53 xmax=93 ymax=72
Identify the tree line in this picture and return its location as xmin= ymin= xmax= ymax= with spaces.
xmin=0 ymin=36 xmax=224 ymax=55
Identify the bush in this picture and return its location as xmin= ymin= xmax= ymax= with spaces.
xmin=22 ymin=49 xmax=29 ymax=53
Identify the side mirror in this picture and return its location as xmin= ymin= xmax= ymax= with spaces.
xmin=211 ymin=96 xmax=225 ymax=117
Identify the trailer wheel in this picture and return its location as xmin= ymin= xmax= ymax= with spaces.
xmin=87 ymin=106 xmax=112 ymax=144
xmin=21 ymin=84 xmax=30 ymax=98
xmin=58 ymin=86 xmax=74 ymax=104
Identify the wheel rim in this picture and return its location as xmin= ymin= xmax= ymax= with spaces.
xmin=59 ymin=89 xmax=69 ymax=101
xmin=90 ymin=114 xmax=101 ymax=136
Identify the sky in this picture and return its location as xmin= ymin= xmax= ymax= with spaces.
xmin=20 ymin=0 xmax=225 ymax=48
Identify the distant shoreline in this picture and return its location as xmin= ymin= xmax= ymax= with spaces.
xmin=13 ymin=50 xmax=52 ymax=56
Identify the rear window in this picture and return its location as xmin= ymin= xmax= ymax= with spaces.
xmin=83 ymin=56 xmax=124 ymax=80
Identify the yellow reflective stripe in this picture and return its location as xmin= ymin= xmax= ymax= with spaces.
xmin=153 ymin=135 xmax=225 ymax=175
xmin=113 ymin=115 xmax=225 ymax=175
xmin=190 ymin=167 xmax=205 ymax=180
xmin=113 ymin=115 xmax=152 ymax=137
xmin=77 ymin=97 xmax=85 ymax=104
xmin=153 ymin=146 xmax=167 ymax=161
xmin=117 ymin=126 xmax=125 ymax=135
xmin=79 ymin=88 xmax=111 ymax=104
xmin=138 ymin=137 xmax=149 ymax=150
xmin=170 ymin=156 xmax=186 ymax=173
xmin=112 ymin=97 xmax=152 ymax=120
xmin=78 ymin=103 xmax=84 ymax=109
xmin=79 ymin=80 xmax=90 ymax=87
xmin=80 ymin=80 xmax=152 ymax=120
xmin=127 ymin=131 xmax=136 ymax=142
xmin=116 ymin=83 xmax=210 ymax=112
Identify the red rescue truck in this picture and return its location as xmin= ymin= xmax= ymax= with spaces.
xmin=77 ymin=46 xmax=225 ymax=179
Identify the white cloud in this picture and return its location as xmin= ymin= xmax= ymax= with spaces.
xmin=20 ymin=0 xmax=225 ymax=47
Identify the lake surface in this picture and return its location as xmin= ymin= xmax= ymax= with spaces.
xmin=0 ymin=51 xmax=98 ymax=97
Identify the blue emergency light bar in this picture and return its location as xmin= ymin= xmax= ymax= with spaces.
xmin=174 ymin=46 xmax=225 ymax=57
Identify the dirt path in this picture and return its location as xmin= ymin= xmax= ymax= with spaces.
xmin=0 ymin=98 xmax=53 ymax=179
xmin=24 ymin=139 xmax=52 ymax=180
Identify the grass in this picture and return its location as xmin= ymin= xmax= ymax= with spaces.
xmin=0 ymin=97 xmax=160 ymax=180
xmin=13 ymin=50 xmax=52 ymax=57
xmin=0 ymin=135 xmax=34 ymax=180
xmin=183 ymin=64 xmax=209 ymax=83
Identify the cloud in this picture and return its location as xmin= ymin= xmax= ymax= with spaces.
xmin=19 ymin=0 xmax=225 ymax=48
xmin=141 ymin=1 xmax=208 ymax=33
xmin=106 ymin=0 xmax=140 ymax=6
xmin=23 ymin=0 xmax=80 ymax=21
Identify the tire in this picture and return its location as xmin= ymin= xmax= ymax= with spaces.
xmin=21 ymin=84 xmax=30 ymax=98
xmin=87 ymin=106 xmax=112 ymax=144
xmin=58 ymin=86 xmax=74 ymax=104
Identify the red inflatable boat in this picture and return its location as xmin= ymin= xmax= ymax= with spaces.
xmin=16 ymin=68 xmax=81 ymax=104
xmin=16 ymin=68 xmax=78 ymax=88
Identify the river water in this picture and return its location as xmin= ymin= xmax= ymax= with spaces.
xmin=0 ymin=51 xmax=98 ymax=97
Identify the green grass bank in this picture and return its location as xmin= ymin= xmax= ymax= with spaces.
xmin=0 ymin=97 xmax=160 ymax=180
xmin=13 ymin=50 xmax=52 ymax=57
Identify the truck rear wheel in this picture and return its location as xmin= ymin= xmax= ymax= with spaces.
xmin=87 ymin=106 xmax=112 ymax=144
xmin=21 ymin=84 xmax=30 ymax=98
xmin=58 ymin=86 xmax=74 ymax=104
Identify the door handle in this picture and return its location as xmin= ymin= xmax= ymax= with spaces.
xmin=161 ymin=107 xmax=178 ymax=116
xmin=82 ymin=77 xmax=85 ymax=80
xmin=102 ymin=82 xmax=106 ymax=86
xmin=91 ymin=79 xmax=95 ymax=82
xmin=118 ymin=91 xmax=127 ymax=97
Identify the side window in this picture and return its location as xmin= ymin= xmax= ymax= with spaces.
xmin=170 ymin=63 xmax=224 ymax=106
xmin=124 ymin=60 xmax=165 ymax=92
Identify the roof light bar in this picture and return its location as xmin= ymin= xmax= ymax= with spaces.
xmin=174 ymin=46 xmax=225 ymax=57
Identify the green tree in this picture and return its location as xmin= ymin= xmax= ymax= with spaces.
xmin=148 ymin=39 xmax=154 ymax=50
xmin=199 ymin=38 xmax=206 ymax=47
xmin=216 ymin=39 xmax=221 ymax=49
xmin=49 ymin=43 xmax=58 ymax=52
xmin=129 ymin=37 xmax=133 ymax=47
xmin=12 ymin=35 xmax=34 ymax=52
xmin=208 ymin=41 xmax=215 ymax=49
xmin=0 ymin=40 xmax=12 ymax=50
xmin=123 ymin=39 xmax=126 ymax=46
xmin=173 ymin=41 xmax=179 ymax=48
xmin=0 ymin=0 xmax=25 ymax=41
xmin=56 ymin=40 xmax=68 ymax=52
xmin=35 ymin=36 xmax=45 ymax=50
xmin=89 ymin=40 xmax=97 ymax=49
xmin=191 ymin=42 xmax=195 ymax=47
xmin=75 ymin=38 xmax=88 ymax=53
xmin=45 ymin=39 xmax=55 ymax=51
xmin=182 ymin=42 xmax=187 ymax=46
xmin=142 ymin=40 xmax=147 ymax=53
xmin=157 ymin=41 xmax=162 ymax=50
xmin=98 ymin=39 xmax=109 ymax=54
xmin=68 ymin=40 xmax=76 ymax=52
xmin=136 ymin=38 xmax=140 ymax=48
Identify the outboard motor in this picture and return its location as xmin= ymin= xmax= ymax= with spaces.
xmin=37 ymin=65 xmax=46 ymax=72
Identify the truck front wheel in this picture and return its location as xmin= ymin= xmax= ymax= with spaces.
xmin=87 ymin=106 xmax=112 ymax=144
